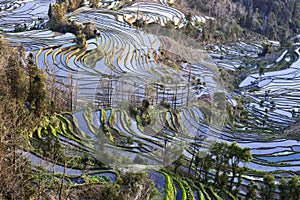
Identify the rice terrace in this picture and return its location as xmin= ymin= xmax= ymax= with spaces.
xmin=1 ymin=0 xmax=300 ymax=199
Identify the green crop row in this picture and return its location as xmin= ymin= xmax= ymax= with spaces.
xmin=160 ymin=171 xmax=176 ymax=200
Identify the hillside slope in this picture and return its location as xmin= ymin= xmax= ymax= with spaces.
xmin=185 ymin=0 xmax=300 ymax=41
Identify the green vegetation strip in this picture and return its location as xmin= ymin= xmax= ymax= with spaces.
xmin=84 ymin=108 xmax=97 ymax=134
xmin=185 ymin=179 xmax=205 ymax=200
xmin=182 ymin=179 xmax=195 ymax=200
xmin=198 ymin=183 xmax=211 ymax=200
xmin=207 ymin=187 xmax=222 ymax=200
xmin=172 ymin=176 xmax=187 ymax=200
xmin=108 ymin=109 xmax=116 ymax=127
xmin=160 ymin=171 xmax=176 ymax=200
xmin=120 ymin=110 xmax=133 ymax=132
xmin=100 ymin=109 xmax=107 ymax=124
xmin=222 ymin=189 xmax=237 ymax=200
xmin=56 ymin=114 xmax=94 ymax=148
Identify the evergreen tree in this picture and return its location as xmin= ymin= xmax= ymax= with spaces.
xmin=173 ymin=155 xmax=184 ymax=174
xmin=228 ymin=142 xmax=252 ymax=192
xmin=245 ymin=181 xmax=258 ymax=200
xmin=288 ymin=175 xmax=300 ymax=200
xmin=90 ymin=0 xmax=100 ymax=8
xmin=47 ymin=4 xmax=52 ymax=18
xmin=0 ymin=36 xmax=38 ymax=200
xmin=200 ymin=155 xmax=213 ymax=183
xmin=210 ymin=142 xmax=230 ymax=188
xmin=261 ymin=174 xmax=276 ymax=200
xmin=278 ymin=177 xmax=289 ymax=200
xmin=48 ymin=3 xmax=67 ymax=32
xmin=76 ymin=29 xmax=87 ymax=48
xmin=26 ymin=53 xmax=47 ymax=115
xmin=4 ymin=45 xmax=27 ymax=102
xmin=194 ymin=152 xmax=201 ymax=172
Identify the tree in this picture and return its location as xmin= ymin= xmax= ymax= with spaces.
xmin=194 ymin=152 xmax=201 ymax=172
xmin=0 ymin=36 xmax=74 ymax=199
xmin=65 ymin=0 xmax=82 ymax=11
xmin=288 ymin=175 xmax=300 ymax=199
xmin=0 ymin=100 xmax=35 ymax=199
xmin=26 ymin=54 xmax=47 ymax=116
xmin=261 ymin=174 xmax=276 ymax=200
xmin=188 ymin=141 xmax=197 ymax=173
xmin=173 ymin=155 xmax=184 ymax=174
xmin=48 ymin=3 xmax=67 ymax=32
xmin=4 ymin=46 xmax=27 ymax=102
xmin=245 ymin=181 xmax=258 ymax=200
xmin=0 ymin=37 xmax=36 ymax=199
xmin=259 ymin=65 xmax=264 ymax=76
xmin=76 ymin=29 xmax=87 ymax=48
xmin=278 ymin=177 xmax=289 ymax=200
xmin=48 ymin=3 xmax=52 ymax=18
xmin=127 ymin=136 xmax=134 ymax=145
xmin=210 ymin=142 xmax=230 ymax=188
xmin=270 ymin=100 xmax=275 ymax=108
xmin=198 ymin=154 xmax=213 ymax=183
xmin=228 ymin=142 xmax=252 ymax=193
xmin=259 ymin=43 xmax=274 ymax=57
xmin=83 ymin=22 xmax=97 ymax=39
xmin=90 ymin=0 xmax=100 ymax=8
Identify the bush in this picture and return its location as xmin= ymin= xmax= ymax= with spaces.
xmin=85 ymin=175 xmax=111 ymax=184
